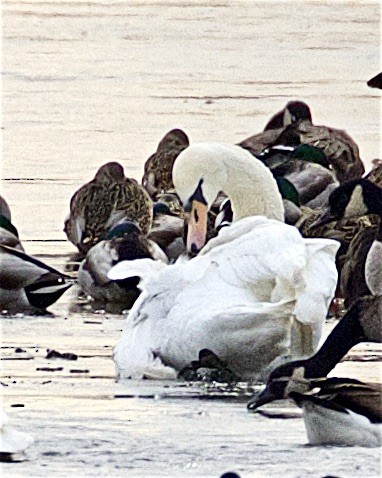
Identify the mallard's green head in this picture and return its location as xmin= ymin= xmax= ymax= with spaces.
xmin=275 ymin=177 xmax=300 ymax=207
xmin=0 ymin=215 xmax=19 ymax=237
xmin=105 ymin=222 xmax=141 ymax=240
xmin=291 ymin=144 xmax=330 ymax=168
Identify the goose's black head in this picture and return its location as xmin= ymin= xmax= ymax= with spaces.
xmin=329 ymin=178 xmax=382 ymax=216
xmin=247 ymin=360 xmax=307 ymax=410
xmin=284 ymin=101 xmax=312 ymax=125
xmin=312 ymin=179 xmax=382 ymax=227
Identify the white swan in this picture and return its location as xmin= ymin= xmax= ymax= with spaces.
xmin=110 ymin=142 xmax=340 ymax=381
xmin=1 ymin=409 xmax=34 ymax=462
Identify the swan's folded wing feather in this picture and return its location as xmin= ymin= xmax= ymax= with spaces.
xmin=294 ymin=238 xmax=340 ymax=325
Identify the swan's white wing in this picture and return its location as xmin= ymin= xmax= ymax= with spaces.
xmin=294 ymin=238 xmax=340 ymax=326
xmin=0 ymin=410 xmax=34 ymax=455
xmin=203 ymin=219 xmax=307 ymax=295
xmin=200 ymin=216 xmax=272 ymax=255
xmin=108 ymin=258 xmax=167 ymax=287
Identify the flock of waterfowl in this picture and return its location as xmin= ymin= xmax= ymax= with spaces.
xmin=1 ymin=74 xmax=381 ymax=460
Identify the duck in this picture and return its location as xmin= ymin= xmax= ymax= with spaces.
xmin=0 ymin=214 xmax=23 ymax=250
xmin=78 ymin=222 xmax=168 ymax=312
xmin=0 ymin=195 xmax=12 ymax=221
xmin=239 ymin=101 xmax=364 ymax=184
xmin=247 ymin=293 xmax=382 ymax=410
xmin=0 ymin=196 xmax=23 ymax=250
xmin=254 ymin=144 xmax=337 ymax=211
xmin=142 ymin=129 xmax=190 ymax=200
xmin=367 ymin=72 xmax=382 ymax=89
xmin=0 ymin=409 xmax=34 ymax=462
xmin=289 ymin=380 xmax=381 ymax=447
xmin=147 ymin=202 xmax=186 ymax=262
xmin=108 ymin=142 xmax=339 ymax=381
xmin=64 ymin=162 xmax=153 ymax=255
xmin=0 ymin=244 xmax=72 ymax=315
xmin=263 ymin=100 xmax=313 ymax=131
xmin=300 ymin=178 xmax=382 ymax=308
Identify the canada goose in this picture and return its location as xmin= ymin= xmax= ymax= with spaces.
xmin=247 ymin=293 xmax=382 ymax=410
xmin=263 ymin=101 xmax=312 ymax=131
xmin=304 ymin=178 xmax=382 ymax=307
xmin=289 ymin=379 xmax=381 ymax=447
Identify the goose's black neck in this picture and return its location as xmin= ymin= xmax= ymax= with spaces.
xmin=303 ymin=301 xmax=365 ymax=378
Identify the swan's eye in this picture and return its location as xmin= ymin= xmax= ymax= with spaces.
xmin=194 ymin=209 xmax=199 ymax=223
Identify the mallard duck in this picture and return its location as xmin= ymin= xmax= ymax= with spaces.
xmin=0 ymin=195 xmax=11 ymax=221
xmin=108 ymin=142 xmax=339 ymax=380
xmin=0 ymin=196 xmax=23 ymax=250
xmin=247 ymin=293 xmax=382 ymax=410
xmin=147 ymin=202 xmax=186 ymax=262
xmin=0 ymin=244 xmax=72 ymax=315
xmin=263 ymin=100 xmax=312 ymax=131
xmin=0 ymin=409 xmax=34 ymax=462
xmin=239 ymin=103 xmax=364 ymax=184
xmin=0 ymin=215 xmax=23 ymax=250
xmin=142 ymin=129 xmax=189 ymax=200
xmin=301 ymin=178 xmax=382 ymax=307
xmin=367 ymin=72 xmax=382 ymax=89
xmin=65 ymin=162 xmax=153 ymax=255
xmin=289 ymin=380 xmax=381 ymax=447
xmin=255 ymin=144 xmax=337 ymax=210
xmin=78 ymin=222 xmax=168 ymax=312
xmin=365 ymin=163 xmax=382 ymax=188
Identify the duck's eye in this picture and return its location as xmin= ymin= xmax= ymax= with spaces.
xmin=194 ymin=209 xmax=199 ymax=223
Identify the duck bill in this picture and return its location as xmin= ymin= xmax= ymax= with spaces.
xmin=247 ymin=387 xmax=277 ymax=410
xmin=186 ymin=199 xmax=208 ymax=254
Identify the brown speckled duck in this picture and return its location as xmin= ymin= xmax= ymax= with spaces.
xmin=142 ymin=129 xmax=189 ymax=200
xmin=239 ymin=101 xmax=365 ymax=183
xmin=65 ymin=162 xmax=153 ymax=255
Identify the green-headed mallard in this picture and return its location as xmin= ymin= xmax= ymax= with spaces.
xmin=142 ymin=129 xmax=189 ymax=200
xmin=65 ymin=162 xmax=153 ymax=255
xmin=0 ymin=244 xmax=72 ymax=315
xmin=78 ymin=222 xmax=168 ymax=313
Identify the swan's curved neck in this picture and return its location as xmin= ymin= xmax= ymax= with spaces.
xmin=219 ymin=156 xmax=284 ymax=222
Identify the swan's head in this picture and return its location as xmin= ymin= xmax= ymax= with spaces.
xmin=173 ymin=143 xmax=228 ymax=253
